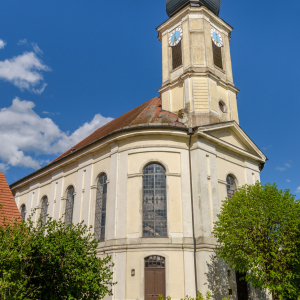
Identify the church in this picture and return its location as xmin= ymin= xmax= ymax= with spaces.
xmin=10 ymin=1 xmax=268 ymax=299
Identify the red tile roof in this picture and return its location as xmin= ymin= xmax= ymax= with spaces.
xmin=53 ymin=97 xmax=185 ymax=163
xmin=0 ymin=172 xmax=21 ymax=224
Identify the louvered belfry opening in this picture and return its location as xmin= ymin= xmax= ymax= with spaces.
xmin=172 ymin=41 xmax=182 ymax=70
xmin=212 ymin=41 xmax=223 ymax=69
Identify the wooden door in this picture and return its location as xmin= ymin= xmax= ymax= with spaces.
xmin=236 ymin=272 xmax=248 ymax=300
xmin=145 ymin=268 xmax=165 ymax=300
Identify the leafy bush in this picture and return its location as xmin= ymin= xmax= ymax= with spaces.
xmin=158 ymin=291 xmax=229 ymax=300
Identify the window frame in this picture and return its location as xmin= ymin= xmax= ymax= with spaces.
xmin=41 ymin=196 xmax=49 ymax=225
xmin=226 ymin=174 xmax=238 ymax=199
xmin=94 ymin=173 xmax=108 ymax=242
xmin=65 ymin=186 xmax=75 ymax=226
xmin=20 ymin=204 xmax=26 ymax=221
xmin=142 ymin=163 xmax=168 ymax=239
xmin=172 ymin=40 xmax=183 ymax=71
xmin=212 ymin=40 xmax=223 ymax=70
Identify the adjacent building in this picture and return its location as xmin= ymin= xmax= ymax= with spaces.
xmin=0 ymin=172 xmax=21 ymax=224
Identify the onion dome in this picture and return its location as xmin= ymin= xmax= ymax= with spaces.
xmin=166 ymin=0 xmax=221 ymax=17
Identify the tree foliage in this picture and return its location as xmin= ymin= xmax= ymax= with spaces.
xmin=213 ymin=182 xmax=300 ymax=299
xmin=158 ymin=291 xmax=229 ymax=300
xmin=0 ymin=210 xmax=115 ymax=300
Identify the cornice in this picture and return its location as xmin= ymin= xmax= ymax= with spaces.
xmin=157 ymin=5 xmax=233 ymax=40
xmin=159 ymin=68 xmax=239 ymax=94
xmin=10 ymin=122 xmax=266 ymax=192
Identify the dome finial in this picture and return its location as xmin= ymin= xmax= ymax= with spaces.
xmin=166 ymin=0 xmax=221 ymax=17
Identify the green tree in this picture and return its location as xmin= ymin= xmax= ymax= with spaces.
xmin=0 ymin=210 xmax=115 ymax=300
xmin=213 ymin=182 xmax=300 ymax=299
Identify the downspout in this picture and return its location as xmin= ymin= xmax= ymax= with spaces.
xmin=188 ymin=127 xmax=198 ymax=295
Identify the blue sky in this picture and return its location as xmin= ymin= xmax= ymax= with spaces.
xmin=0 ymin=0 xmax=299 ymax=195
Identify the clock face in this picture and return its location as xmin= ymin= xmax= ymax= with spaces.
xmin=211 ymin=28 xmax=223 ymax=47
xmin=169 ymin=27 xmax=183 ymax=47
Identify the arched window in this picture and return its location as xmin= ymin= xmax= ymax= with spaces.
xmin=143 ymin=163 xmax=167 ymax=238
xmin=226 ymin=175 xmax=237 ymax=198
xmin=41 ymin=197 xmax=48 ymax=225
xmin=65 ymin=186 xmax=75 ymax=226
xmin=94 ymin=174 xmax=107 ymax=242
xmin=20 ymin=204 xmax=26 ymax=220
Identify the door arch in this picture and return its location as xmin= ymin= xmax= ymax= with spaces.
xmin=145 ymin=256 xmax=166 ymax=300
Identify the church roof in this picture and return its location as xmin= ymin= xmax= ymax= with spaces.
xmin=0 ymin=172 xmax=21 ymax=224
xmin=166 ymin=0 xmax=221 ymax=17
xmin=53 ymin=97 xmax=185 ymax=163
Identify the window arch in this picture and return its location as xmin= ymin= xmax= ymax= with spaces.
xmin=65 ymin=186 xmax=75 ymax=226
xmin=143 ymin=163 xmax=167 ymax=238
xmin=20 ymin=204 xmax=26 ymax=220
xmin=94 ymin=173 xmax=107 ymax=242
xmin=226 ymin=174 xmax=237 ymax=198
xmin=41 ymin=197 xmax=48 ymax=225
xmin=145 ymin=255 xmax=165 ymax=268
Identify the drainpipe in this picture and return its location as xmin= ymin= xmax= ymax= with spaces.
xmin=188 ymin=127 xmax=198 ymax=296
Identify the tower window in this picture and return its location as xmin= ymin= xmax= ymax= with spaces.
xmin=219 ymin=100 xmax=227 ymax=113
xmin=212 ymin=41 xmax=223 ymax=69
xmin=172 ymin=41 xmax=182 ymax=70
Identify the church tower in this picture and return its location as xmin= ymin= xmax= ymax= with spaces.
xmin=157 ymin=0 xmax=239 ymax=126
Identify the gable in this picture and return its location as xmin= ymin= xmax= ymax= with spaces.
xmin=207 ymin=128 xmax=255 ymax=154
xmin=199 ymin=122 xmax=267 ymax=162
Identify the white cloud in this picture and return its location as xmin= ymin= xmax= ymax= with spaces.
xmin=0 ymin=39 xmax=6 ymax=49
xmin=0 ymin=163 xmax=9 ymax=172
xmin=296 ymin=187 xmax=300 ymax=193
xmin=0 ymin=98 xmax=113 ymax=170
xmin=0 ymin=51 xmax=50 ymax=93
xmin=276 ymin=163 xmax=292 ymax=172
xmin=263 ymin=145 xmax=272 ymax=150
xmin=17 ymin=39 xmax=28 ymax=45
xmin=286 ymin=179 xmax=291 ymax=183
xmin=31 ymin=43 xmax=43 ymax=54
xmin=42 ymin=111 xmax=60 ymax=115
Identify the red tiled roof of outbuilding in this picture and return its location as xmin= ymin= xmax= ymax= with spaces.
xmin=0 ymin=172 xmax=21 ymax=224
xmin=53 ymin=97 xmax=185 ymax=163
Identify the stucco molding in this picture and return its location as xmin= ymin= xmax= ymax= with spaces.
xmin=63 ymin=183 xmax=77 ymax=197
xmin=38 ymin=194 xmax=50 ymax=207
xmin=139 ymin=159 xmax=170 ymax=174
xmin=93 ymin=169 xmax=109 ymax=186
xmin=166 ymin=173 xmax=181 ymax=177
xmin=225 ymin=171 xmax=240 ymax=187
xmin=127 ymin=173 xmax=143 ymax=178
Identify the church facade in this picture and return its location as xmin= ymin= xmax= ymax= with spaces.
xmin=10 ymin=1 xmax=268 ymax=300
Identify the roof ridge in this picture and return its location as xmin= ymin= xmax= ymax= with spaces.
xmin=130 ymin=97 xmax=159 ymax=125
xmin=73 ymin=99 xmax=154 ymax=150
